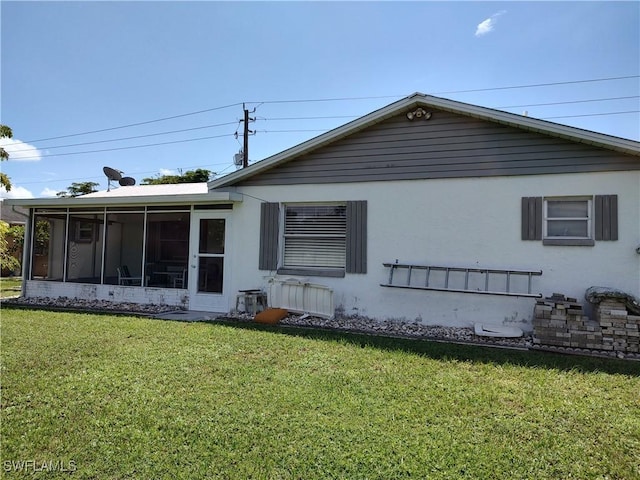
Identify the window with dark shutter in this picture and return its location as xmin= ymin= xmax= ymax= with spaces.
xmin=522 ymin=195 xmax=619 ymax=246
xmin=521 ymin=197 xmax=542 ymax=241
xmin=346 ymin=200 xmax=367 ymax=273
xmin=263 ymin=200 xmax=367 ymax=277
xmin=259 ymin=203 xmax=279 ymax=270
xmin=595 ymin=195 xmax=618 ymax=241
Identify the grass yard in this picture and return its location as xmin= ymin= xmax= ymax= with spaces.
xmin=1 ymin=309 xmax=639 ymax=479
xmin=0 ymin=278 xmax=21 ymax=298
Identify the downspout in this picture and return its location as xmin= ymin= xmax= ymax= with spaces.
xmin=11 ymin=205 xmax=29 ymax=220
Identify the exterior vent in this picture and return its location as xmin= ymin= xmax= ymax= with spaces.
xmin=268 ymin=278 xmax=334 ymax=319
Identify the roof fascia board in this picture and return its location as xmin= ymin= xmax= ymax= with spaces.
xmin=3 ymin=191 xmax=242 ymax=208
xmin=209 ymin=93 xmax=639 ymax=189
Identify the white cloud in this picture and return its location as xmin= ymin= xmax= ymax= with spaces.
xmin=0 ymin=138 xmax=43 ymax=162
xmin=0 ymin=185 xmax=35 ymax=199
xmin=40 ymin=187 xmax=59 ymax=197
xmin=159 ymin=168 xmax=177 ymax=176
xmin=475 ymin=10 xmax=506 ymax=37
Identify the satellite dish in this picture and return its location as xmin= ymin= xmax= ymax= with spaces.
xmin=103 ymin=166 xmax=123 ymax=191
xmin=103 ymin=166 xmax=123 ymax=181
xmin=119 ymin=176 xmax=136 ymax=187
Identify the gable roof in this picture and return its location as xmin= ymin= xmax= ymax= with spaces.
xmin=210 ymin=92 xmax=640 ymax=189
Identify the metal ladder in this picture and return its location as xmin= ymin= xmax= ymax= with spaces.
xmin=381 ymin=262 xmax=542 ymax=298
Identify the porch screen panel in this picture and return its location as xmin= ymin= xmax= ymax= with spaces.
xmin=283 ymin=205 xmax=346 ymax=268
xmin=145 ymin=212 xmax=190 ymax=288
xmin=66 ymin=213 xmax=104 ymax=284
xmin=104 ymin=213 xmax=145 ymax=285
xmin=30 ymin=213 xmax=66 ymax=281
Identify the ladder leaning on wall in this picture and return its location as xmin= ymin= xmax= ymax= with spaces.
xmin=381 ymin=262 xmax=543 ymax=298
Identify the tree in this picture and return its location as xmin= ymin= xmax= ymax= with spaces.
xmin=57 ymin=181 xmax=99 ymax=198
xmin=0 ymin=221 xmax=20 ymax=273
xmin=0 ymin=124 xmax=13 ymax=191
xmin=142 ymin=168 xmax=213 ymax=185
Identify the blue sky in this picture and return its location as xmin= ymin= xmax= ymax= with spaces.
xmin=1 ymin=1 xmax=638 ymax=199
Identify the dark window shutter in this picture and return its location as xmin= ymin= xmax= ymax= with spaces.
xmin=521 ymin=197 xmax=542 ymax=240
xmin=259 ymin=203 xmax=279 ymax=270
xmin=346 ymin=200 xmax=367 ymax=273
xmin=595 ymin=195 xmax=618 ymax=241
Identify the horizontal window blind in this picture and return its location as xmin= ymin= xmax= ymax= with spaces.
xmin=284 ymin=205 xmax=346 ymax=268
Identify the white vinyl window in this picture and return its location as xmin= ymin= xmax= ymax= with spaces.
xmin=544 ymin=197 xmax=592 ymax=240
xmin=283 ymin=204 xmax=346 ymax=269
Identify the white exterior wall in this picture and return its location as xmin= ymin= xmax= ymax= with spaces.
xmin=25 ymin=281 xmax=189 ymax=309
xmin=225 ymin=171 xmax=640 ymax=330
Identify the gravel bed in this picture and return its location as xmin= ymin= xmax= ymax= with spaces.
xmin=4 ymin=296 xmax=637 ymax=360
xmin=2 ymin=296 xmax=181 ymax=315
xmin=231 ymin=312 xmax=533 ymax=349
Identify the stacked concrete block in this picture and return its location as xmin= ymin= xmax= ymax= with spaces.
xmin=533 ymin=294 xmax=601 ymax=348
xmin=533 ymin=293 xmax=639 ymax=354
xmin=596 ymin=300 xmax=640 ymax=353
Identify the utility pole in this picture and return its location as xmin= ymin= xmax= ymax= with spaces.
xmin=241 ymin=103 xmax=255 ymax=168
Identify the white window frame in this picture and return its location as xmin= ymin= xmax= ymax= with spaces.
xmin=278 ymin=202 xmax=347 ymax=276
xmin=543 ymin=196 xmax=594 ymax=246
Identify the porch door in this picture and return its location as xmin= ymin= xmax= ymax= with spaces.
xmin=188 ymin=212 xmax=230 ymax=311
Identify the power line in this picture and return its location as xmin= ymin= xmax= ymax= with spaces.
xmin=257 ymin=115 xmax=359 ymax=121
xmin=249 ymin=75 xmax=638 ymax=105
xmin=430 ymin=75 xmax=639 ymax=95
xmin=541 ymin=110 xmax=640 ymax=120
xmin=14 ymin=163 xmax=232 ymax=186
xmin=9 ymin=96 xmax=638 ymax=153
xmin=20 ymin=74 xmax=637 ymax=143
xmin=9 ymin=121 xmax=239 ymax=153
xmin=497 ymin=96 xmax=640 ymax=109
xmin=256 ymin=97 xmax=640 ymax=121
xmin=16 ymin=133 xmax=236 ymax=161
xmin=11 ymin=109 xmax=638 ymax=162
xmin=25 ymin=103 xmax=243 ymax=143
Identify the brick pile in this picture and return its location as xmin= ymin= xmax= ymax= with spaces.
xmin=596 ymin=300 xmax=640 ymax=353
xmin=533 ymin=293 xmax=640 ymax=354
xmin=533 ymin=294 xmax=601 ymax=349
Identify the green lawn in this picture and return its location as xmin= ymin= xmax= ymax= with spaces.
xmin=1 ymin=309 xmax=639 ymax=479
xmin=0 ymin=277 xmax=21 ymax=298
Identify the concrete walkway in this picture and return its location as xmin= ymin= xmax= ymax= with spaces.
xmin=151 ymin=310 xmax=225 ymax=322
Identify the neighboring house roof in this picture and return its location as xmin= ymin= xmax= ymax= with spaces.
xmin=0 ymin=201 xmax=28 ymax=224
xmin=4 ymin=183 xmax=241 ymax=208
xmin=210 ymin=92 xmax=640 ymax=189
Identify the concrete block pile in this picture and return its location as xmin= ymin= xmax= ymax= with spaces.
xmin=596 ymin=300 xmax=640 ymax=353
xmin=533 ymin=293 xmax=640 ymax=354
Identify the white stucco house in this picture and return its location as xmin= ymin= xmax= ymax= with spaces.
xmin=6 ymin=93 xmax=640 ymax=330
